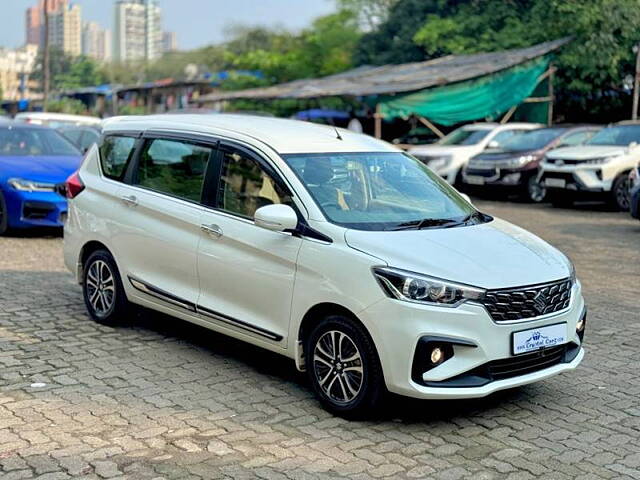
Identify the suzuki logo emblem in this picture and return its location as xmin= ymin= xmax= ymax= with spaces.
xmin=533 ymin=291 xmax=548 ymax=314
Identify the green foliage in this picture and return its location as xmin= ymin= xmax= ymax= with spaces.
xmin=336 ymin=0 xmax=399 ymax=30
xmin=45 ymin=98 xmax=87 ymax=114
xmin=118 ymin=104 xmax=146 ymax=115
xmin=33 ymin=49 xmax=106 ymax=91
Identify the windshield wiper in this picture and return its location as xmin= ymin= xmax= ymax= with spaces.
xmin=388 ymin=218 xmax=463 ymax=231
xmin=389 ymin=212 xmax=484 ymax=231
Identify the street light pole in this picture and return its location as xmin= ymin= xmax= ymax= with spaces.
xmin=43 ymin=0 xmax=50 ymax=111
xmin=632 ymin=44 xmax=640 ymax=120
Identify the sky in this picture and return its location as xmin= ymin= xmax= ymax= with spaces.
xmin=0 ymin=0 xmax=336 ymax=50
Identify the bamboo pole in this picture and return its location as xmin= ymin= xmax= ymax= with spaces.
xmin=417 ymin=116 xmax=445 ymax=139
xmin=374 ymin=104 xmax=382 ymax=139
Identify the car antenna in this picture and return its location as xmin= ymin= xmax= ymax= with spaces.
xmin=333 ymin=126 xmax=343 ymax=140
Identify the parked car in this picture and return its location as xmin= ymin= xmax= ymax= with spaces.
xmin=540 ymin=121 xmax=640 ymax=210
xmin=57 ymin=125 xmax=101 ymax=153
xmin=14 ymin=112 xmax=102 ymax=129
xmin=408 ymin=122 xmax=542 ymax=185
xmin=392 ymin=127 xmax=439 ymax=147
xmin=0 ymin=124 xmax=83 ymax=234
xmin=629 ymin=163 xmax=640 ymax=220
xmin=463 ymin=126 xmax=600 ymax=202
xmin=64 ymin=114 xmax=585 ymax=416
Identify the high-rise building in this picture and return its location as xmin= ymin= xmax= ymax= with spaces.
xmin=0 ymin=44 xmax=39 ymax=101
xmin=162 ymin=31 xmax=177 ymax=53
xmin=25 ymin=0 xmax=67 ymax=46
xmin=114 ymin=0 xmax=163 ymax=63
xmin=83 ymin=21 xmax=112 ymax=62
xmin=48 ymin=2 xmax=82 ymax=56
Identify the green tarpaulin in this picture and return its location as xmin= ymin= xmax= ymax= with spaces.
xmin=378 ymin=57 xmax=550 ymax=126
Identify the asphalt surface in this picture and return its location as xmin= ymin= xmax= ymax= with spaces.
xmin=0 ymin=199 xmax=639 ymax=479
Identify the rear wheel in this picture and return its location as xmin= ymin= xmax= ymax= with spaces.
xmin=610 ymin=173 xmax=631 ymax=211
xmin=0 ymin=191 xmax=9 ymax=235
xmin=82 ymin=250 xmax=130 ymax=326
xmin=305 ymin=315 xmax=385 ymax=417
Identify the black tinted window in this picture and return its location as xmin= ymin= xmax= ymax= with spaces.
xmin=137 ymin=138 xmax=212 ymax=202
xmin=99 ymin=136 xmax=136 ymax=180
xmin=218 ymin=148 xmax=292 ymax=218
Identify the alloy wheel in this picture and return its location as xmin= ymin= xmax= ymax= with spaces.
xmin=615 ymin=177 xmax=630 ymax=210
xmin=528 ymin=177 xmax=546 ymax=203
xmin=86 ymin=260 xmax=116 ymax=316
xmin=313 ymin=330 xmax=364 ymax=404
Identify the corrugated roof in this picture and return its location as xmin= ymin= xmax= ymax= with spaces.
xmin=198 ymin=38 xmax=569 ymax=102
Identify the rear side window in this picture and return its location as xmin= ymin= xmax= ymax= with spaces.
xmin=136 ymin=138 xmax=213 ymax=203
xmin=99 ymin=136 xmax=136 ymax=180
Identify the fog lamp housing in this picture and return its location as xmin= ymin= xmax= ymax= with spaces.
xmin=411 ymin=336 xmax=477 ymax=385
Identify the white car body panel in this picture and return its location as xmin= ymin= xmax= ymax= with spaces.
xmin=15 ymin=112 xmax=102 ymax=127
xmin=64 ymin=115 xmax=585 ymax=401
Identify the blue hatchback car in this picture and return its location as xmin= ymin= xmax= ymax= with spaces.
xmin=0 ymin=124 xmax=82 ymax=234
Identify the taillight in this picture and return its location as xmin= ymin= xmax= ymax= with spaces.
xmin=65 ymin=171 xmax=85 ymax=199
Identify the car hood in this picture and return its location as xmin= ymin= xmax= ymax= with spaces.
xmin=345 ymin=218 xmax=570 ymax=289
xmin=0 ymin=155 xmax=82 ymax=183
xmin=546 ymin=145 xmax=626 ymax=160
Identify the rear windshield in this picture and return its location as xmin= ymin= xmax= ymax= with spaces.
xmin=0 ymin=127 xmax=80 ymax=156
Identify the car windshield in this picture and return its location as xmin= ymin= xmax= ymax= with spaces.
xmin=499 ymin=128 xmax=564 ymax=152
xmin=438 ymin=127 xmax=491 ymax=146
xmin=0 ymin=127 xmax=80 ymax=156
xmin=588 ymin=125 xmax=640 ymax=146
xmin=283 ymin=152 xmax=484 ymax=231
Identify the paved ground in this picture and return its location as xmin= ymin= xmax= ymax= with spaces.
xmin=1 ymin=200 xmax=639 ymax=480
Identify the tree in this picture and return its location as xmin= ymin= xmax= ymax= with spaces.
xmin=336 ymin=0 xmax=399 ymax=30
xmin=55 ymin=56 xmax=107 ymax=90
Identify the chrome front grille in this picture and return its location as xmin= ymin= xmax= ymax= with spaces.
xmin=482 ymin=279 xmax=572 ymax=322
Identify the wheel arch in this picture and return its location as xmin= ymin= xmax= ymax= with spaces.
xmin=296 ymin=302 xmax=380 ymax=373
xmin=78 ymin=240 xmax=118 ymax=283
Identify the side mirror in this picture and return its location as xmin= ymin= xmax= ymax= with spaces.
xmin=629 ymin=141 xmax=638 ymax=149
xmin=254 ymin=204 xmax=298 ymax=232
xmin=487 ymin=140 xmax=500 ymax=149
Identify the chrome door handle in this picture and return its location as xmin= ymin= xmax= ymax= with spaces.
xmin=201 ymin=223 xmax=223 ymax=238
xmin=120 ymin=194 xmax=138 ymax=207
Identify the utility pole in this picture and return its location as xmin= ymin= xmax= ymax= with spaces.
xmin=633 ymin=44 xmax=640 ymax=120
xmin=43 ymin=0 xmax=50 ymax=111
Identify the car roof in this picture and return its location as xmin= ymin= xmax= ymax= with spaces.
xmin=461 ymin=122 xmax=541 ymax=131
xmin=14 ymin=112 xmax=102 ymax=125
xmin=102 ymin=114 xmax=399 ymax=154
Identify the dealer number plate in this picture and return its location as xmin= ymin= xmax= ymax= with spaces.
xmin=512 ymin=323 xmax=567 ymax=355
xmin=465 ymin=175 xmax=485 ymax=185
xmin=545 ymin=178 xmax=566 ymax=188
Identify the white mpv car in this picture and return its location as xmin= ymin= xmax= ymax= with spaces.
xmin=63 ymin=115 xmax=586 ymax=416
xmin=408 ymin=123 xmax=541 ymax=184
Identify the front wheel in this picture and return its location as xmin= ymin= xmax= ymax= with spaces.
xmin=611 ymin=173 xmax=631 ymax=211
xmin=524 ymin=175 xmax=547 ymax=203
xmin=305 ymin=315 xmax=384 ymax=417
xmin=82 ymin=250 xmax=130 ymax=326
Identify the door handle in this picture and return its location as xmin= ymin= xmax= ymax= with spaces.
xmin=120 ymin=194 xmax=138 ymax=207
xmin=201 ymin=223 xmax=223 ymax=238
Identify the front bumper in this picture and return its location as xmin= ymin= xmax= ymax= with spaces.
xmin=539 ymin=164 xmax=612 ymax=193
xmin=3 ymin=188 xmax=68 ymax=228
xmin=359 ymin=281 xmax=585 ymax=399
xmin=462 ymin=166 xmax=536 ymax=188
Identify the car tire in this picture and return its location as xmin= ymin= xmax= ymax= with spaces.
xmin=82 ymin=249 xmax=130 ymax=326
xmin=524 ymin=175 xmax=546 ymax=203
xmin=0 ymin=191 xmax=9 ymax=236
xmin=610 ymin=173 xmax=631 ymax=211
xmin=305 ymin=315 xmax=385 ymax=418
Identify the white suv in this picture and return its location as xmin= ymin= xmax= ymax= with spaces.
xmin=540 ymin=122 xmax=640 ymax=210
xmin=408 ymin=122 xmax=541 ymax=184
xmin=63 ymin=115 xmax=586 ymax=416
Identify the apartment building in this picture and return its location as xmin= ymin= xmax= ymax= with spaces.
xmin=114 ymin=0 xmax=163 ymax=62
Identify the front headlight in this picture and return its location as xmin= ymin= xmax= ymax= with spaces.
xmin=583 ymin=156 xmax=615 ymax=165
xmin=373 ymin=267 xmax=485 ymax=307
xmin=8 ymin=178 xmax=57 ymax=192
